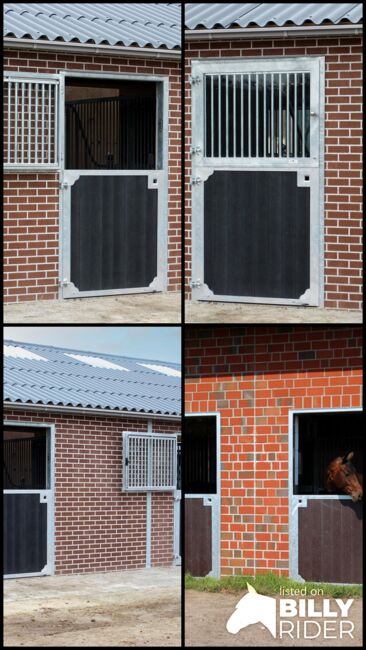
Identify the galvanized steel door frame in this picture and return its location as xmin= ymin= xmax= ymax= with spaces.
xmin=185 ymin=412 xmax=221 ymax=578
xmin=191 ymin=56 xmax=325 ymax=306
xmin=3 ymin=421 xmax=55 ymax=579
xmin=58 ymin=70 xmax=169 ymax=299
xmin=288 ymin=407 xmax=362 ymax=583
xmin=173 ymin=488 xmax=181 ymax=565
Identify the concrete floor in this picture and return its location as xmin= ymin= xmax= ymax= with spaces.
xmin=4 ymin=567 xmax=181 ymax=647
xmin=4 ymin=292 xmax=182 ymax=324
xmin=185 ymin=302 xmax=362 ymax=324
xmin=4 ymin=567 xmax=181 ymax=606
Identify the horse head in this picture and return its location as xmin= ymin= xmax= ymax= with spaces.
xmin=226 ymin=583 xmax=276 ymax=638
xmin=326 ymin=451 xmax=363 ymax=502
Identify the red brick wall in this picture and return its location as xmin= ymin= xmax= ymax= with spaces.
xmin=4 ymin=408 xmax=180 ymax=574
xmin=185 ymin=35 xmax=363 ymax=310
xmin=4 ymin=48 xmax=181 ymax=302
xmin=185 ymin=326 xmax=363 ymax=575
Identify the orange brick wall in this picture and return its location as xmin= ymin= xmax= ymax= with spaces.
xmin=4 ymin=408 xmax=180 ymax=575
xmin=185 ymin=326 xmax=363 ymax=576
xmin=185 ymin=35 xmax=363 ymax=310
xmin=4 ymin=48 xmax=181 ymax=302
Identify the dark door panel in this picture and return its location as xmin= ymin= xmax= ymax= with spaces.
xmin=204 ymin=170 xmax=310 ymax=299
xmin=71 ymin=175 xmax=157 ymax=291
xmin=298 ymin=499 xmax=362 ymax=583
xmin=185 ymin=498 xmax=212 ymax=577
xmin=4 ymin=493 xmax=47 ymax=575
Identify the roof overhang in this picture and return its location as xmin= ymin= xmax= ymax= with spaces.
xmin=3 ymin=36 xmax=181 ymax=60
xmin=185 ymin=23 xmax=363 ymax=41
xmin=3 ymin=401 xmax=181 ymax=421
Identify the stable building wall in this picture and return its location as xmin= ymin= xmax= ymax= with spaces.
xmin=185 ymin=34 xmax=363 ymax=310
xmin=4 ymin=49 xmax=181 ymax=302
xmin=185 ymin=326 xmax=363 ymax=576
xmin=4 ymin=407 xmax=179 ymax=574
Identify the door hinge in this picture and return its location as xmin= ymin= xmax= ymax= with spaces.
xmin=191 ymin=145 xmax=201 ymax=155
xmin=190 ymin=279 xmax=202 ymax=288
xmin=59 ymin=181 xmax=68 ymax=189
xmin=59 ymin=278 xmax=69 ymax=287
xmin=191 ymin=176 xmax=202 ymax=185
xmin=189 ymin=75 xmax=201 ymax=85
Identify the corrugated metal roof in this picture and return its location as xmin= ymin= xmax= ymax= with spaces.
xmin=185 ymin=3 xmax=363 ymax=29
xmin=4 ymin=340 xmax=181 ymax=416
xmin=4 ymin=3 xmax=181 ymax=49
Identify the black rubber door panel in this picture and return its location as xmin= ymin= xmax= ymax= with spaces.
xmin=185 ymin=498 xmax=212 ymax=577
xmin=204 ymin=170 xmax=310 ymax=298
xmin=71 ymin=175 xmax=157 ymax=291
xmin=4 ymin=493 xmax=47 ymax=575
xmin=298 ymin=499 xmax=362 ymax=583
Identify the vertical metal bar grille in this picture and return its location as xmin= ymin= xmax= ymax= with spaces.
xmin=240 ymin=74 xmax=244 ymax=157
xmin=279 ymin=74 xmax=282 ymax=157
xmin=286 ymin=73 xmax=290 ymax=158
xmin=248 ymin=73 xmax=251 ymax=157
xmin=263 ymin=73 xmax=266 ymax=157
xmin=4 ymin=77 xmax=59 ymax=167
xmin=203 ymin=69 xmax=311 ymax=159
xmin=294 ymin=73 xmax=298 ymax=157
xmin=123 ymin=433 xmax=177 ymax=491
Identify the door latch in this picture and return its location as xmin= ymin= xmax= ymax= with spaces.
xmin=189 ymin=75 xmax=201 ymax=85
xmin=190 ymin=279 xmax=202 ymax=288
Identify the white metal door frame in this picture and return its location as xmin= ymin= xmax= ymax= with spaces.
xmin=173 ymin=488 xmax=181 ymax=565
xmin=288 ymin=407 xmax=362 ymax=583
xmin=191 ymin=56 xmax=325 ymax=306
xmin=58 ymin=70 xmax=169 ymax=299
xmin=3 ymin=421 xmax=55 ymax=579
xmin=185 ymin=412 xmax=221 ymax=578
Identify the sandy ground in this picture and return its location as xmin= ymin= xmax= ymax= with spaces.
xmin=185 ymin=592 xmax=362 ymax=647
xmin=4 ymin=567 xmax=181 ymax=647
xmin=4 ymin=293 xmax=181 ymax=324
xmin=185 ymin=302 xmax=362 ymax=324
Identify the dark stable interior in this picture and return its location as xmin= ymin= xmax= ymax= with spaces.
xmin=65 ymin=78 xmax=157 ymax=170
xmin=3 ymin=427 xmax=47 ymax=490
xmin=185 ymin=416 xmax=217 ymax=494
xmin=294 ymin=411 xmax=363 ymax=494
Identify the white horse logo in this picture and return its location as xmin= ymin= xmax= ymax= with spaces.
xmin=226 ymin=583 xmax=276 ymax=638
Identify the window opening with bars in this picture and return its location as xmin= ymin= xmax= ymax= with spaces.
xmin=205 ymin=72 xmax=310 ymax=159
xmin=4 ymin=76 xmax=59 ymax=168
xmin=122 ymin=432 xmax=177 ymax=492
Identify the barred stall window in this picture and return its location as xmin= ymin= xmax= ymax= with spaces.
xmin=122 ymin=432 xmax=177 ymax=492
xmin=4 ymin=74 xmax=60 ymax=169
xmin=205 ymin=72 xmax=310 ymax=159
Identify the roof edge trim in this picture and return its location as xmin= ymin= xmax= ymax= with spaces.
xmin=3 ymin=37 xmax=181 ymax=59
xmin=185 ymin=23 xmax=363 ymax=40
xmin=3 ymin=401 xmax=181 ymax=420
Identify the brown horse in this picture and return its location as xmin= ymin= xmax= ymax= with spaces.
xmin=326 ymin=451 xmax=362 ymax=502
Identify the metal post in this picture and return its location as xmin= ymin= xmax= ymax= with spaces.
xmin=270 ymin=73 xmax=274 ymax=157
xmin=7 ymin=81 xmax=11 ymax=163
xmin=14 ymin=82 xmax=18 ymax=163
xmin=240 ymin=74 xmax=244 ymax=157
xmin=286 ymin=73 xmax=290 ymax=158
xmin=294 ymin=73 xmax=298 ymax=157
xmin=146 ymin=419 xmax=153 ymax=568
xmin=263 ymin=73 xmax=266 ymax=157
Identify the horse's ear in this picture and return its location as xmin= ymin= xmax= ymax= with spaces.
xmin=342 ymin=451 xmax=354 ymax=463
xmin=247 ymin=583 xmax=257 ymax=594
